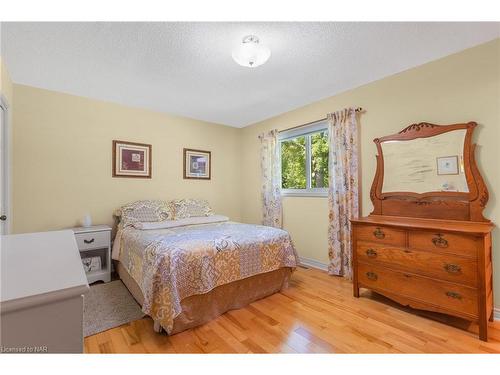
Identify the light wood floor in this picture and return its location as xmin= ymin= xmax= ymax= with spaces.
xmin=85 ymin=267 xmax=500 ymax=353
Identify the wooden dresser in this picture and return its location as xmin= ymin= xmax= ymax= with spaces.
xmin=352 ymin=215 xmax=494 ymax=340
xmin=352 ymin=122 xmax=495 ymax=341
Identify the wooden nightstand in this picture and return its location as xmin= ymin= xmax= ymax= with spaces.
xmin=72 ymin=225 xmax=111 ymax=284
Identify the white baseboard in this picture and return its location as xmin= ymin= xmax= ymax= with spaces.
xmin=494 ymin=308 xmax=500 ymax=321
xmin=299 ymin=257 xmax=329 ymax=272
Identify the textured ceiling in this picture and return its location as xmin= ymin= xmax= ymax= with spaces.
xmin=2 ymin=22 xmax=499 ymax=127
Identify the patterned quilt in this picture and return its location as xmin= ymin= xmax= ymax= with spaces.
xmin=115 ymin=221 xmax=298 ymax=333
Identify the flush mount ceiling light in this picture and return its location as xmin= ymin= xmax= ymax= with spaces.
xmin=232 ymin=35 xmax=271 ymax=68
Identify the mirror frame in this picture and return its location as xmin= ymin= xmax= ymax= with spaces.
xmin=370 ymin=122 xmax=489 ymax=222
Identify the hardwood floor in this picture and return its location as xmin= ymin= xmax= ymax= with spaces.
xmin=85 ymin=267 xmax=500 ymax=353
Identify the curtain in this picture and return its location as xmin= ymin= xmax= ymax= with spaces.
xmin=327 ymin=108 xmax=359 ymax=278
xmin=258 ymin=129 xmax=283 ymax=228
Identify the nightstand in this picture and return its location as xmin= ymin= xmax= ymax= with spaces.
xmin=72 ymin=225 xmax=111 ymax=284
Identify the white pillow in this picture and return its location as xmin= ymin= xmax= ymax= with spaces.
xmin=132 ymin=215 xmax=229 ymax=230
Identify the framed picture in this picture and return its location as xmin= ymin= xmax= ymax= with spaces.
xmin=436 ymin=155 xmax=459 ymax=175
xmin=112 ymin=140 xmax=152 ymax=178
xmin=183 ymin=148 xmax=211 ymax=180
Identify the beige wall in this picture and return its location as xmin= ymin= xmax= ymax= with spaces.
xmin=240 ymin=39 xmax=500 ymax=305
xmin=12 ymin=85 xmax=242 ymax=233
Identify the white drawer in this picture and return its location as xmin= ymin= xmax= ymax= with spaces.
xmin=75 ymin=231 xmax=110 ymax=251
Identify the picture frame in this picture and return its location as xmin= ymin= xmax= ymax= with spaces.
xmin=183 ymin=148 xmax=211 ymax=180
xmin=112 ymin=140 xmax=152 ymax=178
xmin=436 ymin=155 xmax=459 ymax=175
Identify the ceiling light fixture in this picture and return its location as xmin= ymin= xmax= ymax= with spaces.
xmin=232 ymin=35 xmax=271 ymax=68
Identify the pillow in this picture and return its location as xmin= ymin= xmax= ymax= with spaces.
xmin=114 ymin=200 xmax=172 ymax=225
xmin=171 ymin=198 xmax=212 ymax=219
xmin=132 ymin=215 xmax=229 ymax=230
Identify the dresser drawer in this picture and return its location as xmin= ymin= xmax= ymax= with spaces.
xmin=75 ymin=231 xmax=110 ymax=250
xmin=408 ymin=230 xmax=480 ymax=258
xmin=358 ymin=263 xmax=478 ymax=318
xmin=355 ymin=225 xmax=405 ymax=246
xmin=357 ymin=241 xmax=478 ymax=287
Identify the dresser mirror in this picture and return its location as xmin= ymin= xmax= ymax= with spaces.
xmin=381 ymin=129 xmax=468 ymax=193
xmin=370 ymin=122 xmax=489 ymax=222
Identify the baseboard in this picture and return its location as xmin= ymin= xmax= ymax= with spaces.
xmin=495 ymin=308 xmax=500 ymax=321
xmin=299 ymin=257 xmax=329 ymax=272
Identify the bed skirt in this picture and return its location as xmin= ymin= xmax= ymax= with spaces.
xmin=116 ymin=261 xmax=292 ymax=335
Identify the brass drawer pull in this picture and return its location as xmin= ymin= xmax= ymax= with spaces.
xmin=444 ymin=263 xmax=461 ymax=273
xmin=366 ymin=248 xmax=377 ymax=258
xmin=83 ymin=238 xmax=95 ymax=244
xmin=373 ymin=228 xmax=385 ymax=239
xmin=445 ymin=291 xmax=462 ymax=299
xmin=366 ymin=272 xmax=378 ymax=281
xmin=432 ymin=234 xmax=448 ymax=248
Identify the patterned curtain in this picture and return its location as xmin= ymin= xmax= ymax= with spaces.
xmin=327 ymin=108 xmax=359 ymax=278
xmin=258 ymin=130 xmax=283 ymax=228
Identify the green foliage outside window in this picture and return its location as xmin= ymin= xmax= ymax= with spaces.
xmin=280 ymin=130 xmax=329 ymax=190
xmin=281 ymin=136 xmax=306 ymax=189
xmin=311 ymin=131 xmax=329 ymax=188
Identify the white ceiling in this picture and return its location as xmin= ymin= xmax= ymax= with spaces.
xmin=2 ymin=22 xmax=499 ymax=127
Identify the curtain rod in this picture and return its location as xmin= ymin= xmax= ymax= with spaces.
xmin=278 ymin=107 xmax=363 ymax=133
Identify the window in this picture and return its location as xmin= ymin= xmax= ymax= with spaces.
xmin=279 ymin=121 xmax=329 ymax=197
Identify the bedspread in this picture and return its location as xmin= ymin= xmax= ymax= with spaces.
xmin=114 ymin=221 xmax=298 ymax=333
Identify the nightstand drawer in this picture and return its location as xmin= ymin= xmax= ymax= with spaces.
xmin=75 ymin=231 xmax=110 ymax=250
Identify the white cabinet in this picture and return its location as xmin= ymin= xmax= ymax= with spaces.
xmin=0 ymin=230 xmax=89 ymax=353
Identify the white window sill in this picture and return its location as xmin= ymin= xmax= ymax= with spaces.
xmin=281 ymin=189 xmax=328 ymax=198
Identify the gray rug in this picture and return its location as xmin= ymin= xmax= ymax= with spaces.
xmin=83 ymin=280 xmax=145 ymax=337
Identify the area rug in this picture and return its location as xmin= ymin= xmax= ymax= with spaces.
xmin=83 ymin=280 xmax=145 ymax=337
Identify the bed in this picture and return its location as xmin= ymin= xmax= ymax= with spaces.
xmin=111 ymin=200 xmax=298 ymax=335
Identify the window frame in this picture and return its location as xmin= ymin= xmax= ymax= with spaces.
xmin=278 ymin=120 xmax=329 ymax=197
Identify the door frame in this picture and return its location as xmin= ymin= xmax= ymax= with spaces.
xmin=1 ymin=94 xmax=12 ymax=235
